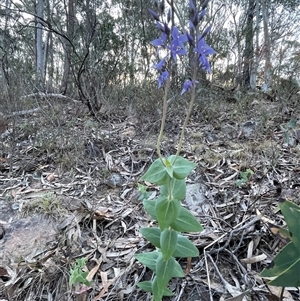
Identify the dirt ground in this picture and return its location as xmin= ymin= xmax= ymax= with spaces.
xmin=0 ymin=86 xmax=299 ymax=301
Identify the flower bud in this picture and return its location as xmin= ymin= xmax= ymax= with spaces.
xmin=159 ymin=0 xmax=165 ymax=14
xmin=201 ymin=0 xmax=210 ymax=10
xmin=197 ymin=9 xmax=206 ymax=23
xmin=148 ymin=9 xmax=160 ymax=21
xmin=167 ymin=8 xmax=172 ymax=23
xmin=189 ymin=0 xmax=196 ymax=19
xmin=186 ymin=32 xmax=195 ymax=46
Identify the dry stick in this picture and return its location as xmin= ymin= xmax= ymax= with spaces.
xmin=204 ymin=217 xmax=260 ymax=301
xmin=175 ymin=279 xmax=187 ymax=301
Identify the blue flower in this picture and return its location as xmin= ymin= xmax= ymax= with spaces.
xmin=181 ymin=79 xmax=199 ymax=95
xmin=151 ymin=32 xmax=167 ymax=47
xmin=153 ymin=57 xmax=166 ymax=70
xmin=158 ymin=70 xmax=169 ymax=88
xmin=167 ymin=26 xmax=188 ymax=60
xmin=194 ymin=35 xmax=216 ymax=72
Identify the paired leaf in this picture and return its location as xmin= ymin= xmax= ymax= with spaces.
xmin=156 ymin=196 xmax=181 ymax=229
xmin=141 ymin=158 xmax=170 ymax=185
xmin=143 ymin=199 xmax=157 ymax=220
xmin=156 ymin=255 xmax=178 ymax=294
xmin=137 ymin=280 xmax=173 ymax=296
xmin=138 ymin=155 xmax=201 ymax=300
xmin=134 ymin=251 xmax=159 ymax=272
xmin=140 ymin=227 xmax=161 ymax=248
xmin=173 ymin=235 xmax=199 ymax=257
xmin=160 ymin=178 xmax=186 ymax=201
xmin=168 ymin=155 xmax=196 ymax=179
xmin=171 ymin=206 xmax=203 ymax=232
xmin=160 ymin=228 xmax=178 ymax=260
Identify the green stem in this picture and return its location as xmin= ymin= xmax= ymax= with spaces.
xmin=174 ymin=32 xmax=200 ymax=162
xmin=156 ymin=74 xmax=171 ymax=163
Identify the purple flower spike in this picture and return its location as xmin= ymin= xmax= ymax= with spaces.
xmin=158 ymin=70 xmax=169 ymax=88
xmin=151 ymin=33 xmax=167 ymax=47
xmin=194 ymin=37 xmax=216 ymax=72
xmin=181 ymin=79 xmax=199 ymax=95
xmin=167 ymin=26 xmax=188 ymax=59
xmin=148 ymin=9 xmax=160 ymax=21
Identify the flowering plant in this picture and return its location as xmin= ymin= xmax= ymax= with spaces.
xmin=135 ymin=1 xmax=215 ymax=300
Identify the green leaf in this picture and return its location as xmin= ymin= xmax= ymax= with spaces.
xmin=165 ymin=165 xmax=174 ymax=178
xmin=137 ymin=281 xmax=173 ymax=296
xmin=135 ymin=251 xmax=159 ymax=272
xmin=280 ymin=200 xmax=300 ymax=250
xmin=143 ymin=199 xmax=157 ymax=220
xmin=138 ymin=183 xmax=152 ymax=201
xmin=260 ymin=242 xmax=300 ymax=287
xmin=171 ymin=206 xmax=203 ymax=232
xmin=141 ymin=158 xmax=170 ymax=185
xmin=156 ymin=255 xmax=177 ymax=294
xmin=152 ymin=277 xmax=163 ymax=301
xmin=140 ymin=227 xmax=161 ymax=248
xmin=137 ymin=281 xmax=153 ymax=293
xmin=156 ymin=196 xmax=181 ymax=229
xmin=260 ymin=200 xmax=300 ymax=287
xmin=236 ymin=178 xmax=246 ymax=188
xmin=160 ymin=178 xmax=186 ymax=201
xmin=286 ymin=118 xmax=297 ymax=129
xmin=168 ymin=155 xmax=196 ymax=180
xmin=171 ymin=260 xmax=185 ymax=277
xmin=173 ymin=235 xmax=199 ymax=258
xmin=160 ymin=228 xmax=178 ymax=260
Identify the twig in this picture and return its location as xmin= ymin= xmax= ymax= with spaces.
xmin=204 ymin=217 xmax=260 ymax=300
xmin=175 ymin=279 xmax=187 ymax=301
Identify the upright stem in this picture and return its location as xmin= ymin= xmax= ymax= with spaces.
xmin=174 ymin=29 xmax=200 ymax=161
xmin=156 ymin=70 xmax=172 ymax=162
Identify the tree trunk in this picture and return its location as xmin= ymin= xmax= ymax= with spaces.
xmin=36 ymin=0 xmax=45 ymax=91
xmin=261 ymin=0 xmax=272 ymax=91
xmin=242 ymin=0 xmax=255 ymax=89
xmin=60 ymin=0 xmax=75 ymax=95
xmin=250 ymin=0 xmax=260 ymax=89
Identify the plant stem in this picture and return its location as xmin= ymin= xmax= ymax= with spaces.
xmin=156 ymin=73 xmax=172 ymax=162
xmin=174 ymin=32 xmax=200 ymax=161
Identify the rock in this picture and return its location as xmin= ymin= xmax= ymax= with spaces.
xmin=242 ymin=120 xmax=257 ymax=137
xmin=0 ymin=214 xmax=58 ymax=269
xmin=105 ymin=173 xmax=123 ymax=188
xmin=184 ymin=183 xmax=211 ymax=214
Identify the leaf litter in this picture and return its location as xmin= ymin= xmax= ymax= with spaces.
xmin=0 ymin=91 xmax=299 ymax=300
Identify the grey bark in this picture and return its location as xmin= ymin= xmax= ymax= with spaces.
xmin=262 ymin=0 xmax=272 ymax=90
xmin=242 ymin=0 xmax=255 ymax=89
xmin=60 ymin=0 xmax=75 ymax=94
xmin=36 ymin=0 xmax=45 ymax=90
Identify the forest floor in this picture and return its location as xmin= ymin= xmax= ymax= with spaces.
xmin=0 ymin=85 xmax=300 ymax=301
